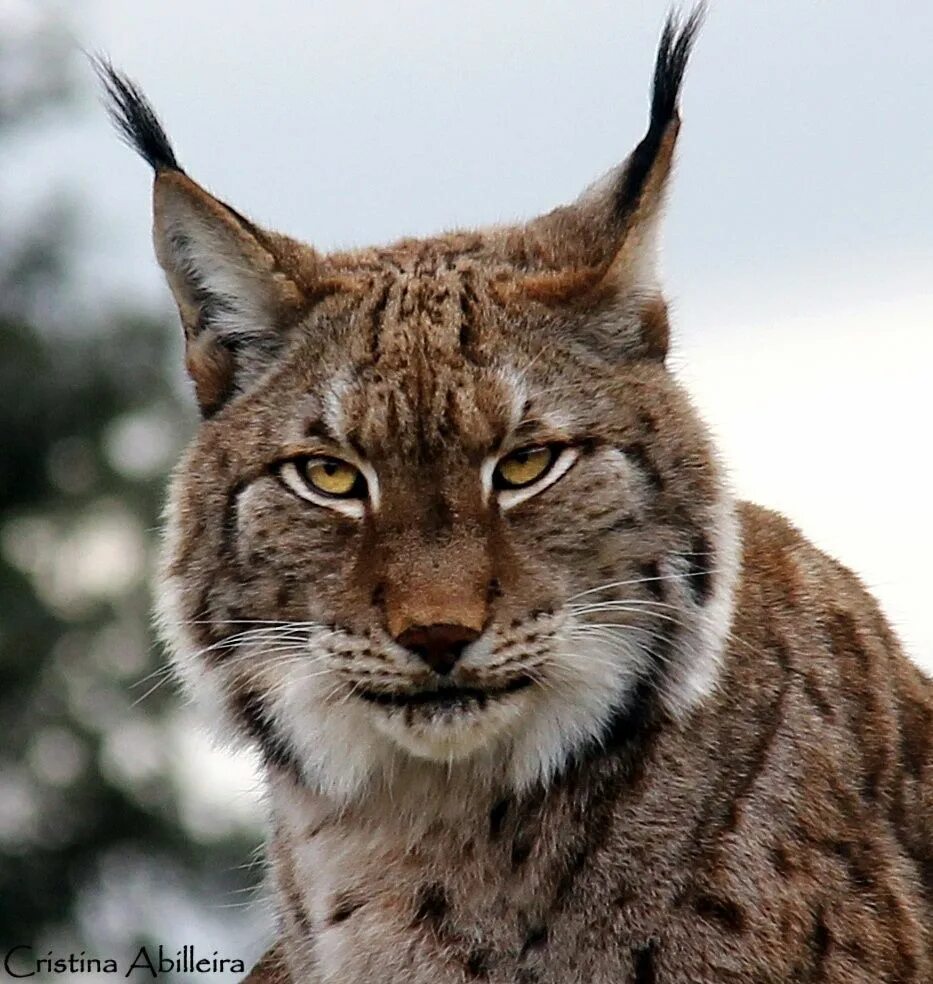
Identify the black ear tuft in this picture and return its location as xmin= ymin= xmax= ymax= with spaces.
xmin=650 ymin=4 xmax=706 ymax=132
xmin=92 ymin=56 xmax=181 ymax=173
xmin=614 ymin=4 xmax=705 ymax=223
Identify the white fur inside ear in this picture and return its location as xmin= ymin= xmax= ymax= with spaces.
xmin=574 ymin=162 xmax=664 ymax=298
xmin=159 ymin=214 xmax=271 ymax=338
xmin=153 ymin=174 xmax=286 ymax=348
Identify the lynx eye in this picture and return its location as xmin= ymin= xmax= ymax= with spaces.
xmin=277 ymin=453 xmax=373 ymax=517
xmin=494 ymin=446 xmax=556 ymax=490
xmin=298 ymin=456 xmax=365 ymax=498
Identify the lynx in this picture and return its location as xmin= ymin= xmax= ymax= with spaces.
xmin=99 ymin=9 xmax=931 ymax=982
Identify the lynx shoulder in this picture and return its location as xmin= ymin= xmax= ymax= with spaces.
xmin=99 ymin=8 xmax=931 ymax=982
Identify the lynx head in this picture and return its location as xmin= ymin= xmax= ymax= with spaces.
xmin=100 ymin=7 xmax=738 ymax=803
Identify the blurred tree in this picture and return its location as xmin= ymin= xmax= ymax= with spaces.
xmin=0 ymin=8 xmax=265 ymax=970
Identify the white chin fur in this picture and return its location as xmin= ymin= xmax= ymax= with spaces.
xmin=366 ymin=695 xmax=528 ymax=763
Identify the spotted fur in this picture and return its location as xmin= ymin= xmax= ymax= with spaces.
xmin=103 ymin=9 xmax=931 ymax=983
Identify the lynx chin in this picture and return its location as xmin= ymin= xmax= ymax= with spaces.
xmin=98 ymin=8 xmax=931 ymax=982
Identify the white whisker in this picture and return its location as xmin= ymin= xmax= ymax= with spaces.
xmin=566 ymin=569 xmax=723 ymax=603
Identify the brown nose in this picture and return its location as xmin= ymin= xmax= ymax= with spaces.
xmin=395 ymin=623 xmax=480 ymax=675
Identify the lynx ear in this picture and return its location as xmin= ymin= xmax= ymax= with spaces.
xmin=96 ymin=61 xmax=315 ymax=415
xmin=151 ymin=173 xmax=313 ymax=414
xmin=516 ymin=7 xmax=704 ymax=360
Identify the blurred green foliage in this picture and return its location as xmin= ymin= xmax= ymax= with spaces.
xmin=0 ymin=14 xmax=264 ymax=964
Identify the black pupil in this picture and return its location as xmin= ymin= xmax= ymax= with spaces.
xmin=304 ymin=458 xmax=362 ymax=497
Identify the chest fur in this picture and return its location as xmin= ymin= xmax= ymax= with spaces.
xmin=262 ymin=656 xmax=933 ymax=984
xmin=267 ymin=770 xmax=700 ymax=984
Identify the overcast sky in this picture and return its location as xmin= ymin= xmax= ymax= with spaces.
xmin=5 ymin=0 xmax=932 ymax=667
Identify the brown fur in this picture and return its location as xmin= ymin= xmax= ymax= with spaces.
xmin=99 ymin=11 xmax=931 ymax=983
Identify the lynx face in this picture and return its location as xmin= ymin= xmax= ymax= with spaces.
xmin=158 ymin=267 xmax=737 ymax=798
xmin=103 ymin=11 xmax=738 ymax=801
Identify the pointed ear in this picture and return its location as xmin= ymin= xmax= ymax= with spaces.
xmin=95 ymin=60 xmax=318 ymax=415
xmin=152 ymin=172 xmax=314 ymax=413
xmin=512 ymin=7 xmax=704 ymax=361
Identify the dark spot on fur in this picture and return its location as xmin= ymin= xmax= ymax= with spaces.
xmin=413 ymin=883 xmax=449 ymax=929
xmin=829 ymin=840 xmax=874 ymax=891
xmin=770 ymin=843 xmax=797 ymax=878
xmin=615 ymin=882 xmax=635 ymax=907
xmin=631 ymin=940 xmax=657 ymax=984
xmin=515 ymin=971 xmax=540 ymax=984
xmin=725 ymin=672 xmax=790 ymax=831
xmin=861 ymin=768 xmax=881 ymax=803
xmin=330 ymin=895 xmax=365 ymax=925
xmin=490 ymin=798 xmax=510 ymax=838
xmin=809 ymin=910 xmax=831 ymax=975
xmin=425 ymin=495 xmax=454 ymax=529
xmin=459 ymin=283 xmax=474 ymax=350
xmin=827 ymin=610 xmax=861 ymax=660
xmin=511 ymin=835 xmax=533 ymax=868
xmin=552 ymin=843 xmax=590 ymax=907
xmin=487 ymin=577 xmax=503 ymax=602
xmin=286 ymin=886 xmax=311 ymax=933
xmin=771 ymin=636 xmax=793 ymax=672
xmin=464 ymin=948 xmax=490 ymax=979
xmin=686 ymin=534 xmax=714 ymax=604
xmin=639 ymin=410 xmax=659 ymax=435
xmin=367 ymin=280 xmax=391 ymax=363
xmin=233 ymin=690 xmax=302 ymax=780
xmin=600 ymin=675 xmax=662 ymax=763
xmin=620 ymin=442 xmax=663 ymax=493
xmin=519 ymin=926 xmax=549 ymax=960
xmin=802 ymin=672 xmax=835 ymax=721
xmin=812 ymin=915 xmax=830 ymax=954
xmin=693 ymin=894 xmax=746 ymax=933
xmin=639 ymin=296 xmax=671 ymax=360
xmin=274 ymin=841 xmax=313 ymax=934
xmin=639 ymin=560 xmax=664 ymax=600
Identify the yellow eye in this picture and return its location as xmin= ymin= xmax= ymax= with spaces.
xmin=300 ymin=456 xmax=364 ymax=498
xmin=494 ymin=445 xmax=556 ymax=489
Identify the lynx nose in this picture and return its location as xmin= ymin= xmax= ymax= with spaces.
xmin=395 ymin=623 xmax=480 ymax=675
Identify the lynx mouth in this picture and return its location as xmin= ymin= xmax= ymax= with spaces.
xmin=358 ymin=675 xmax=533 ymax=712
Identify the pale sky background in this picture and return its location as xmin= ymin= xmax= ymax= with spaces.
xmin=5 ymin=0 xmax=931 ymax=666
xmin=2 ymin=0 xmax=930 ymax=961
